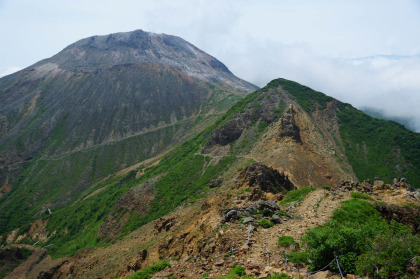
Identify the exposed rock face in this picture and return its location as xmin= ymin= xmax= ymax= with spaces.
xmin=208 ymin=121 xmax=245 ymax=146
xmin=0 ymin=247 xmax=27 ymax=277
xmin=238 ymin=162 xmax=296 ymax=194
xmin=375 ymin=203 xmax=420 ymax=233
xmin=279 ymin=104 xmax=301 ymax=142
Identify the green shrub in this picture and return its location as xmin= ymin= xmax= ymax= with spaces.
xmin=287 ymin=252 xmax=309 ymax=267
xmin=278 ymin=236 xmax=296 ymax=248
xmin=302 ymin=199 xmax=418 ymax=276
xmin=350 ymin=192 xmax=374 ymax=201
xmin=279 ymin=187 xmax=316 ymax=205
xmin=125 ymin=261 xmax=170 ymax=279
xmin=355 ymin=221 xmax=420 ymax=278
xmin=229 ymin=265 xmax=246 ymax=276
xmin=331 ymin=198 xmax=384 ymax=225
xmin=267 ymin=273 xmax=291 ymax=279
xmin=258 ymin=219 xmax=274 ymax=228
xmin=217 ymin=265 xmax=248 ymax=279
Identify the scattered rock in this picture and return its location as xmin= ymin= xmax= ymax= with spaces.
xmin=243 ymin=217 xmax=255 ymax=224
xmin=256 ymin=199 xmax=280 ymax=212
xmin=270 ymin=215 xmax=281 ymax=224
xmin=373 ymin=180 xmax=385 ymax=189
xmin=155 ymin=217 xmax=177 ymax=233
xmin=209 ymin=178 xmax=223 ymax=188
xmin=214 ymin=259 xmax=225 ymax=267
xmin=245 ymin=207 xmax=257 ymax=215
xmin=308 ymin=270 xmax=335 ymax=279
xmin=224 ymin=208 xmax=239 ymax=222
xmin=246 ymin=261 xmax=261 ymax=270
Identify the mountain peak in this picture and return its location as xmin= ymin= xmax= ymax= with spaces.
xmin=41 ymin=29 xmax=256 ymax=92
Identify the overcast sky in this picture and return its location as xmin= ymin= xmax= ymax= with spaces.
xmin=1 ymin=0 xmax=420 ymax=131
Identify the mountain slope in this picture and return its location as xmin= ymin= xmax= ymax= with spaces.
xmin=0 ymin=30 xmax=257 ymax=238
xmin=1 ymin=78 xmax=419 ymax=279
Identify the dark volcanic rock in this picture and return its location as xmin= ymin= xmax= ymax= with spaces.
xmin=279 ymin=104 xmax=301 ymax=142
xmin=209 ymin=178 xmax=223 ymax=188
xmin=239 ymin=162 xmax=296 ymax=193
xmin=209 ymin=122 xmax=244 ymax=146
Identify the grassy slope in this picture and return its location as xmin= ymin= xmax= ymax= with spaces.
xmin=270 ymin=78 xmax=420 ymax=187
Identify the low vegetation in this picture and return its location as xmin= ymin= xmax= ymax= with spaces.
xmin=218 ymin=266 xmax=291 ymax=279
xmin=287 ymin=251 xmax=310 ymax=267
xmin=350 ymin=192 xmax=375 ymax=201
xmin=257 ymin=219 xmax=274 ymax=229
xmin=279 ymin=187 xmax=316 ymax=205
xmin=125 ymin=261 xmax=170 ymax=279
xmin=278 ymin=236 xmax=297 ymax=248
xmin=302 ymin=198 xmax=419 ymax=277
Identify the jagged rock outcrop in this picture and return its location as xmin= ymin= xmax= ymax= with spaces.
xmin=238 ymin=162 xmax=296 ymax=194
xmin=279 ymin=104 xmax=301 ymax=142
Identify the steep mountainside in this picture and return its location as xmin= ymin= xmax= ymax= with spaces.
xmin=0 ymin=30 xmax=257 ymax=237
xmin=2 ymin=78 xmax=418 ymax=279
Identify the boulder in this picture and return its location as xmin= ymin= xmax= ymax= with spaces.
xmin=209 ymin=178 xmax=223 ymax=188
xmin=270 ymin=214 xmax=281 ymax=224
xmin=214 ymin=259 xmax=225 ymax=266
xmin=243 ymin=217 xmax=255 ymax=224
xmin=256 ymin=200 xmax=280 ymax=212
xmin=239 ymin=162 xmax=296 ymax=194
xmin=244 ymin=207 xmax=257 ymax=215
xmin=225 ymin=209 xmax=238 ymax=222
xmin=266 ymin=200 xmax=280 ymax=210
